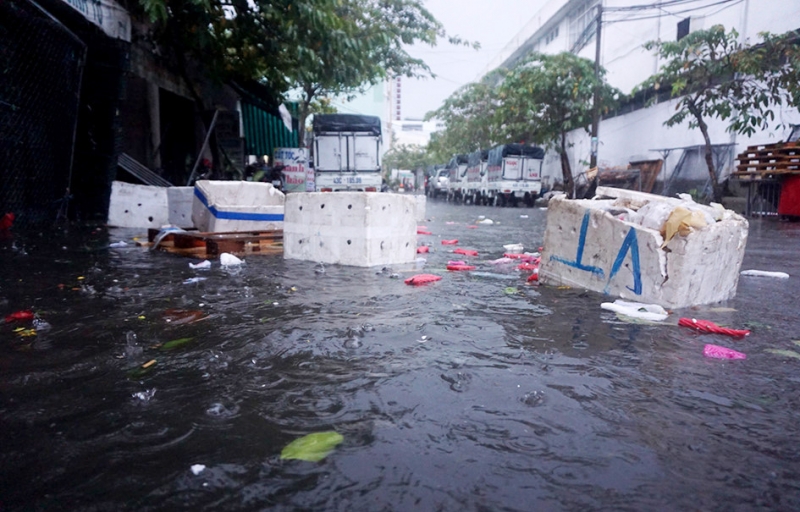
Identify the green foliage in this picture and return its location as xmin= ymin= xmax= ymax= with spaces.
xmin=640 ymin=25 xmax=800 ymax=201
xmin=280 ymin=431 xmax=344 ymax=462
xmin=383 ymin=144 xmax=434 ymax=172
xmin=424 ymin=80 xmax=503 ymax=156
xmin=497 ymin=52 xmax=619 ymax=196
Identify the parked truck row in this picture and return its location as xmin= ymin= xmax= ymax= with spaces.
xmin=429 ymin=143 xmax=545 ymax=207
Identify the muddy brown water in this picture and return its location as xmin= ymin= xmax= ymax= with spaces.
xmin=1 ymin=201 xmax=800 ymax=511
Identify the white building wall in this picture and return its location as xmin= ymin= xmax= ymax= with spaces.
xmin=490 ymin=0 xmax=800 ymax=187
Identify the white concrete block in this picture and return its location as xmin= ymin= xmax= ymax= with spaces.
xmin=107 ymin=181 xmax=169 ymax=228
xmin=414 ymin=194 xmax=427 ymax=222
xmin=539 ymin=188 xmax=749 ymax=308
xmin=192 ymin=180 xmax=284 ymax=232
xmin=167 ymin=187 xmax=195 ymax=228
xmin=283 ymin=192 xmax=417 ymax=267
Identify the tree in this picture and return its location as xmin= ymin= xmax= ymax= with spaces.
xmin=383 ymin=143 xmax=434 ymax=174
xmin=138 ymin=0 xmax=474 ymax=146
xmin=641 ymin=26 xmax=800 ymax=203
xmin=498 ymin=52 xmax=619 ymax=197
xmin=424 ymin=79 xmax=503 ymax=158
xmin=289 ymin=0 xmax=476 ymax=146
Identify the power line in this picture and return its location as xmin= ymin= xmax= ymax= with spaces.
xmin=604 ymin=0 xmax=743 ymax=23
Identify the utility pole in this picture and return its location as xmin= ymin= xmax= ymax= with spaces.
xmin=590 ymin=3 xmax=603 ymax=169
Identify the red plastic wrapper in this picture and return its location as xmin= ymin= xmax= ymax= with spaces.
xmin=5 ymin=310 xmax=34 ymax=323
xmin=404 ymin=274 xmax=442 ymax=286
xmin=678 ymin=317 xmax=750 ymax=338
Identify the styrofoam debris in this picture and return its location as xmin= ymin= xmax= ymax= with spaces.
xmin=490 ymin=257 xmax=514 ymax=265
xmin=189 ymin=260 xmax=211 ymax=270
xmin=740 ymin=269 xmax=789 ymax=279
xmin=600 ymin=299 xmax=669 ymax=322
xmin=503 ymin=243 xmax=524 ymax=253
xmin=109 ymin=241 xmax=128 ymax=248
xmin=220 ymin=253 xmax=243 ymax=266
xmin=183 ymin=277 xmax=207 ymax=284
xmin=477 ymin=219 xmax=494 ymax=225
xmin=190 ymin=464 xmax=206 ymax=475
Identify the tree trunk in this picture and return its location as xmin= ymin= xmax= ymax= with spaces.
xmin=688 ymin=103 xmax=723 ymax=203
xmin=560 ymin=131 xmax=574 ymax=198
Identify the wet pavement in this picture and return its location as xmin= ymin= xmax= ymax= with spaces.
xmin=1 ymin=200 xmax=800 ymax=511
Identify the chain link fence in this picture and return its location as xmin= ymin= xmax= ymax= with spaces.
xmin=0 ymin=0 xmax=86 ymax=228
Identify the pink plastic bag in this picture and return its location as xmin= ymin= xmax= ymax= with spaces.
xmin=703 ymin=344 xmax=746 ymax=360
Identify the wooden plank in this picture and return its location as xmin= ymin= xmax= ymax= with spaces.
xmin=147 ymin=228 xmax=284 ymax=258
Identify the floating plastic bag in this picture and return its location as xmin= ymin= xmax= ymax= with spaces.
xmin=220 ymin=253 xmax=243 ymax=266
xmin=441 ymin=239 xmax=458 ymax=245
xmin=678 ymin=317 xmax=750 ymax=337
xmin=601 ymin=300 xmax=669 ymax=322
xmin=189 ymin=260 xmax=211 ymax=270
xmin=663 ymin=206 xmax=708 ymax=245
xmin=503 ymin=243 xmax=523 ymax=253
xmin=703 ymin=344 xmax=746 ymax=360
xmin=740 ymin=270 xmax=789 ymax=279
xmin=404 ymin=274 xmax=442 ymax=286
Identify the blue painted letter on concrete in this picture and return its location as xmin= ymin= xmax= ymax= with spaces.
xmin=605 ymin=227 xmax=642 ymax=295
xmin=550 ymin=211 xmax=605 ymax=277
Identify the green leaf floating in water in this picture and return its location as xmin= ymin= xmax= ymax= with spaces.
xmin=765 ymin=349 xmax=800 ymax=360
xmin=160 ymin=337 xmax=194 ymax=350
xmin=504 ymin=287 xmax=518 ymax=295
xmin=281 ymin=431 xmax=344 ymax=462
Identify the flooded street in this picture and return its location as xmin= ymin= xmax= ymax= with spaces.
xmin=2 ymin=200 xmax=800 ymax=511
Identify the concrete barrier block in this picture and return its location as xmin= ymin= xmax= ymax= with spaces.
xmin=284 ymin=192 xmax=417 ymax=267
xmin=415 ymin=195 xmax=426 ymax=222
xmin=539 ymin=188 xmax=748 ymax=308
xmin=167 ymin=187 xmax=195 ymax=228
xmin=192 ymin=180 xmax=284 ymax=232
xmin=107 ymin=181 xmax=169 ymax=228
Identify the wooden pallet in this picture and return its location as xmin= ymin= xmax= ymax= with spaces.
xmin=736 ymin=141 xmax=800 ymax=178
xmin=144 ymin=229 xmax=283 ymax=258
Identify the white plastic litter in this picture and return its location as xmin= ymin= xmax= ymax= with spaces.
xmin=503 ymin=243 xmax=524 ymax=253
xmin=600 ymin=299 xmax=669 ymax=322
xmin=109 ymin=241 xmax=128 ymax=248
xmin=220 ymin=253 xmax=243 ymax=266
xmin=477 ymin=218 xmax=494 ymax=225
xmin=740 ymin=269 xmax=790 ymax=279
xmin=490 ymin=257 xmax=514 ymax=265
xmin=190 ymin=464 xmax=206 ymax=475
xmin=183 ymin=277 xmax=207 ymax=284
xmin=189 ymin=260 xmax=212 ymax=270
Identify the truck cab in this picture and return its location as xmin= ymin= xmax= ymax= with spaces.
xmin=466 ymin=149 xmax=489 ymax=205
xmin=487 ymin=144 xmax=545 ymax=207
xmin=312 ymin=114 xmax=382 ymax=192
xmin=445 ymin=154 xmax=469 ymax=203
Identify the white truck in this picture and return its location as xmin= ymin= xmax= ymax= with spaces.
xmin=487 ymin=144 xmax=545 ymax=207
xmin=465 ymin=149 xmax=489 ymax=205
xmin=445 ymin=154 xmax=469 ymax=203
xmin=312 ymin=114 xmax=382 ymax=192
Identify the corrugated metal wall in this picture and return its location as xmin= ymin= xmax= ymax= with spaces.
xmin=241 ymin=102 xmax=298 ymax=158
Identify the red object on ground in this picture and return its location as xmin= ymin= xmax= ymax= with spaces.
xmin=441 ymin=239 xmax=458 ymax=245
xmin=504 ymin=253 xmax=537 ymax=261
xmin=404 ymin=274 xmax=443 ymax=286
xmin=446 ymin=264 xmax=476 ymax=271
xmin=453 ymin=248 xmax=478 ymax=257
xmin=703 ymin=344 xmax=747 ymax=360
xmin=678 ymin=317 xmax=750 ymax=338
xmin=416 ymin=246 xmax=430 ymax=254
xmin=467 ymin=225 xmax=478 ymax=229
xmin=5 ymin=310 xmax=34 ymax=323
xmin=527 ymin=273 xmax=539 ymax=282
xmin=417 ymin=229 xmax=432 ymax=235
xmin=778 ymin=175 xmax=800 ymax=217
xmin=517 ymin=262 xmax=539 ymax=271
xmin=0 ymin=213 xmax=14 ymax=230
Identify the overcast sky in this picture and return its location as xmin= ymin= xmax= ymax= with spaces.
xmin=401 ymin=0 xmax=546 ymax=120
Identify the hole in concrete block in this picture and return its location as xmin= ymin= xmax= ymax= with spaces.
xmin=148 ymin=216 xmax=153 ymax=222
xmin=405 ymin=242 xmax=409 ymax=247
xmin=299 ymin=206 xmax=303 ymax=210
xmin=348 ymin=204 xmax=352 ymax=209
xmin=382 ymin=206 xmax=386 ymax=210
xmin=138 ymin=203 xmax=142 ymax=207
xmin=124 ymin=209 xmax=129 ymax=213
xmin=321 ymin=204 xmax=325 ymax=209
xmin=319 ymin=241 xmax=324 ymax=247
xmin=299 ymin=240 xmax=303 ymax=244
xmin=380 ymin=241 xmax=384 ymax=250
xmin=347 ymin=240 xmax=351 ymax=245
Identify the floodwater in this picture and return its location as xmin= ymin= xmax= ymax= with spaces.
xmin=1 ymin=200 xmax=800 ymax=511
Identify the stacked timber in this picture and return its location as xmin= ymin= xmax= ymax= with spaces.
xmin=735 ymin=141 xmax=800 ymax=180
